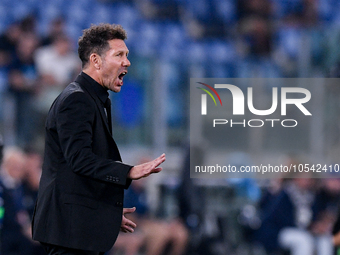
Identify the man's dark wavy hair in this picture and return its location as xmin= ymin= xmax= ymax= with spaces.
xmin=78 ymin=23 xmax=127 ymax=68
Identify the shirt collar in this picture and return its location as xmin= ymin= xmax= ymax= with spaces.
xmin=79 ymin=71 xmax=109 ymax=104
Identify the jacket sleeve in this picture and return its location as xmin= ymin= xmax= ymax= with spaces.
xmin=56 ymin=91 xmax=133 ymax=187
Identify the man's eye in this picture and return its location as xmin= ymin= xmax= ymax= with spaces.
xmin=116 ymin=52 xmax=128 ymax=57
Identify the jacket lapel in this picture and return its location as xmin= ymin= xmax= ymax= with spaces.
xmin=74 ymin=76 xmax=112 ymax=137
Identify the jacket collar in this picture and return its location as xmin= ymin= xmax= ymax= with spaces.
xmin=75 ymin=72 xmax=112 ymax=135
xmin=76 ymin=72 xmax=109 ymax=104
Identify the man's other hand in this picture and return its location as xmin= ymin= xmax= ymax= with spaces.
xmin=120 ymin=207 xmax=137 ymax=233
xmin=128 ymin=153 xmax=166 ymax=180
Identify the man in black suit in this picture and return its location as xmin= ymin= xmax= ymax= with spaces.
xmin=32 ymin=24 xmax=166 ymax=255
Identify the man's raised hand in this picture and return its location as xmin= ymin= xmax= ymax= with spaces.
xmin=128 ymin=153 xmax=166 ymax=180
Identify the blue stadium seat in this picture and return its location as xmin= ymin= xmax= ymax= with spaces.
xmin=114 ymin=4 xmax=141 ymax=28
xmin=132 ymin=22 xmax=162 ymax=57
xmin=209 ymin=40 xmax=237 ymax=64
xmin=275 ymin=26 xmax=302 ymax=59
xmin=187 ymin=41 xmax=206 ymax=64
xmin=213 ymin=0 xmax=237 ymax=24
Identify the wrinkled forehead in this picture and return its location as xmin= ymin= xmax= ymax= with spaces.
xmin=107 ymin=39 xmax=129 ymax=53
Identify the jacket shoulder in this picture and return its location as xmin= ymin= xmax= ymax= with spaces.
xmin=54 ymin=82 xmax=92 ymax=108
xmin=60 ymin=82 xmax=85 ymax=101
xmin=47 ymin=82 xmax=92 ymax=122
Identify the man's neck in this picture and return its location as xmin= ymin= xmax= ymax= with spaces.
xmin=82 ymin=68 xmax=103 ymax=87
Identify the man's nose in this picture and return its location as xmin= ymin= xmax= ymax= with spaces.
xmin=123 ymin=57 xmax=131 ymax=67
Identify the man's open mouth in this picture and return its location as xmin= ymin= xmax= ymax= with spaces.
xmin=118 ymin=71 xmax=127 ymax=81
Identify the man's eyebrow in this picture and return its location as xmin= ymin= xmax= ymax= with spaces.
xmin=114 ymin=50 xmax=129 ymax=55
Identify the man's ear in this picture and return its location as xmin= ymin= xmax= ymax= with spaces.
xmin=89 ymin=53 xmax=101 ymax=70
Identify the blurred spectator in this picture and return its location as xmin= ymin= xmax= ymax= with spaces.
xmin=41 ymin=17 xmax=66 ymax=46
xmin=0 ymin=22 xmax=22 ymax=58
xmin=0 ymin=47 xmax=11 ymax=122
xmin=332 ymin=210 xmax=340 ymax=254
xmin=113 ymin=231 xmax=144 ymax=255
xmin=19 ymin=15 xmax=38 ymax=35
xmin=181 ymin=1 xmax=227 ymax=39
xmin=282 ymin=0 xmax=318 ymax=27
xmin=22 ymin=147 xmax=42 ymax=218
xmin=311 ymin=178 xmax=340 ymax=255
xmin=301 ymin=0 xmax=318 ymax=26
xmin=238 ymin=0 xmax=272 ymax=20
xmin=255 ymin=176 xmax=334 ymax=255
xmin=178 ymin=146 xmax=203 ymax=233
xmin=0 ymin=135 xmax=3 ymax=163
xmin=311 ymin=178 xmax=340 ymax=236
xmin=34 ymin=33 xmax=80 ymax=114
xmin=0 ymin=135 xmax=4 ymax=231
xmin=112 ymin=178 xmax=188 ymax=255
xmin=239 ymin=16 xmax=273 ymax=57
xmin=177 ymin=146 xmax=205 ymax=254
xmin=22 ymin=147 xmax=45 ymax=254
xmin=8 ymin=33 xmax=39 ymax=147
xmin=237 ymin=0 xmax=272 ymax=59
xmin=0 ymin=21 xmax=25 ymax=140
xmin=137 ymin=0 xmax=180 ymax=21
xmin=0 ymin=147 xmax=34 ymax=255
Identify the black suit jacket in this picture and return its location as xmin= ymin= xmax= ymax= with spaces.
xmin=32 ymin=72 xmax=133 ymax=252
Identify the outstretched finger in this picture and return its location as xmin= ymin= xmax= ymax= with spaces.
xmin=153 ymin=155 xmax=166 ymax=167
xmin=123 ymin=207 xmax=136 ymax=215
xmin=159 ymin=153 xmax=166 ymax=161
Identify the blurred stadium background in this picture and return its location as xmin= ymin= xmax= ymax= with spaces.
xmin=1 ymin=0 xmax=340 ymax=254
